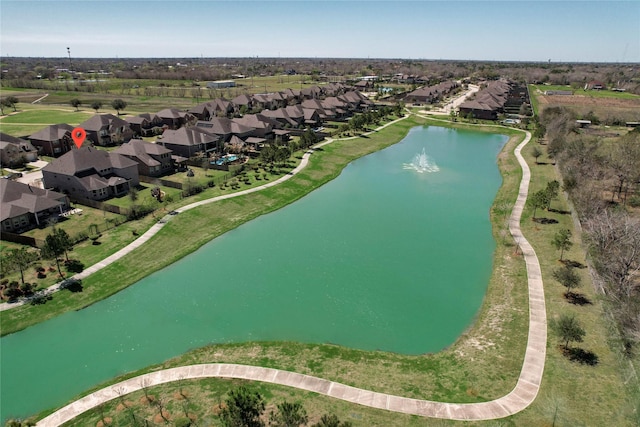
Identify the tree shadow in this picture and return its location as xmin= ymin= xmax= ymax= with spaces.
xmin=533 ymin=217 xmax=559 ymax=224
xmin=561 ymin=259 xmax=586 ymax=269
xmin=549 ymin=208 xmax=571 ymax=215
xmin=564 ymin=347 xmax=599 ymax=366
xmin=564 ymin=292 xmax=592 ymax=306
xmin=65 ymin=259 xmax=85 ymax=273
xmin=60 ymin=278 xmax=83 ymax=293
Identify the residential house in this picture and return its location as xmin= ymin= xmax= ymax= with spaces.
xmin=300 ymin=86 xmax=322 ymax=100
xmin=231 ymin=94 xmax=254 ymax=113
xmin=232 ymin=114 xmax=280 ymax=139
xmin=260 ymin=106 xmax=304 ymax=128
xmin=303 ymin=108 xmax=322 ymax=127
xmin=113 ymin=139 xmax=173 ymax=177
xmin=458 ymin=80 xmax=517 ymax=120
xmin=0 ymin=133 xmax=38 ymax=167
xmin=207 ymin=98 xmax=234 ymax=118
xmin=194 ymin=117 xmax=255 ymax=142
xmin=156 ymin=108 xmax=196 ymax=130
xmin=322 ymin=97 xmax=350 ymax=117
xmin=404 ymin=81 xmax=459 ymax=104
xmin=281 ymin=88 xmax=301 ymax=104
xmin=29 ymin=124 xmax=74 ymax=157
xmin=457 ymin=100 xmax=498 ymax=120
xmin=354 ymin=80 xmax=374 ymax=91
xmin=0 ymin=179 xmax=69 ymax=233
xmin=42 ymin=147 xmax=139 ymax=201
xmin=322 ymin=83 xmax=348 ymax=97
xmin=188 ymin=103 xmax=212 ymax=121
xmin=338 ymin=91 xmax=373 ymax=112
xmin=79 ymin=114 xmax=133 ymax=146
xmin=160 ymin=127 xmax=221 ymax=158
xmin=302 ymin=99 xmax=336 ymax=121
xmin=126 ymin=113 xmax=164 ymax=137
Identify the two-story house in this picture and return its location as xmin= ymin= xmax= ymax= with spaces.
xmin=42 ymin=147 xmax=139 ymax=201
xmin=114 ymin=139 xmax=173 ymax=177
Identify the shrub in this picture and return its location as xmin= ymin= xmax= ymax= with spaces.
xmin=29 ymin=290 xmax=51 ymax=305
xmin=207 ymin=180 xmax=216 ymax=188
xmin=73 ymin=231 xmax=89 ymax=244
xmin=174 ymin=417 xmax=192 ymax=427
xmin=627 ymin=195 xmax=640 ymax=208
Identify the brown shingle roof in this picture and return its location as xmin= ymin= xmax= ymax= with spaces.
xmin=79 ymin=114 xmax=128 ymax=132
xmin=42 ymin=146 xmax=137 ymax=175
xmin=113 ymin=139 xmax=171 ymax=167
xmin=161 ymin=127 xmax=219 ymax=147
xmin=29 ymin=124 xmax=74 ymax=142
xmin=0 ymin=179 xmax=65 ymax=222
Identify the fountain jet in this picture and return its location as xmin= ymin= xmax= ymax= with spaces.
xmin=403 ymin=148 xmax=439 ymax=173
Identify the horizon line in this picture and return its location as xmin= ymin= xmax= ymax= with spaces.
xmin=2 ymin=56 xmax=639 ymax=65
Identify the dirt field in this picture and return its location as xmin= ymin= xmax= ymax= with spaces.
xmin=538 ymin=94 xmax=640 ymax=124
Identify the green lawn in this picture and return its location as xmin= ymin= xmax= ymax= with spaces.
xmin=0 ymin=108 xmax=94 ymax=125
xmin=530 ymin=84 xmax=640 ymax=100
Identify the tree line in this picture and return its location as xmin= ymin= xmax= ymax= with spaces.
xmin=538 ymin=106 xmax=640 ymax=356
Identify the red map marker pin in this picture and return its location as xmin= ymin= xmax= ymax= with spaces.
xmin=72 ymin=127 xmax=86 ymax=149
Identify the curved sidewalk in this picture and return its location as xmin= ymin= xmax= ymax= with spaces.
xmin=1 ymin=115 xmax=406 ymax=312
xmin=36 ymin=130 xmax=547 ymax=426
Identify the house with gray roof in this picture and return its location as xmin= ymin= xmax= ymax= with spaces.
xmin=194 ymin=117 xmax=255 ymax=142
xmin=29 ymin=124 xmax=74 ymax=157
xmin=113 ymin=139 xmax=173 ymax=177
xmin=78 ymin=114 xmax=133 ymax=146
xmin=160 ymin=127 xmax=221 ymax=158
xmin=156 ymin=109 xmax=196 ymax=130
xmin=232 ymin=114 xmax=280 ymax=139
xmin=1 ymin=178 xmax=69 ymax=233
xmin=42 ymin=147 xmax=139 ymax=201
xmin=126 ymin=113 xmax=163 ymax=137
xmin=458 ymin=80 xmax=516 ymax=120
xmin=0 ymin=133 xmax=38 ymax=167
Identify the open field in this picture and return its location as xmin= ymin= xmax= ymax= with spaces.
xmin=17 ymin=117 xmax=635 ymax=426
xmin=530 ymin=84 xmax=640 ymax=100
xmin=530 ymin=84 xmax=640 ymax=124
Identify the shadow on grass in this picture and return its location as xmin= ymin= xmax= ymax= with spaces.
xmin=561 ymin=259 xmax=586 ymax=269
xmin=65 ymin=259 xmax=85 ymax=273
xmin=563 ymin=347 xmax=599 ymax=366
xmin=564 ymin=292 xmax=592 ymax=306
xmin=549 ymin=208 xmax=571 ymax=215
xmin=533 ymin=217 xmax=559 ymax=224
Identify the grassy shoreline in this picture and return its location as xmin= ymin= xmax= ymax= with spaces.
xmin=13 ymin=116 xmax=634 ymax=426
xmin=27 ymin=118 xmax=535 ymax=424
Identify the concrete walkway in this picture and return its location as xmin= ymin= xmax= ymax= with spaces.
xmin=36 ymin=129 xmax=546 ymax=426
xmin=0 ymin=115 xmax=407 ymax=312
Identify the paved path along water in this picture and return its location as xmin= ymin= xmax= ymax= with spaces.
xmin=36 ymin=128 xmax=546 ymax=425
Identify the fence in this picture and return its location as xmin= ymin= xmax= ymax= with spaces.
xmin=0 ymin=231 xmax=44 ymax=248
xmin=70 ymin=196 xmax=131 ymax=217
xmin=138 ymin=175 xmax=183 ymax=190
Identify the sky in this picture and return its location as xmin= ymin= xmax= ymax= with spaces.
xmin=1 ymin=0 xmax=639 ymax=62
